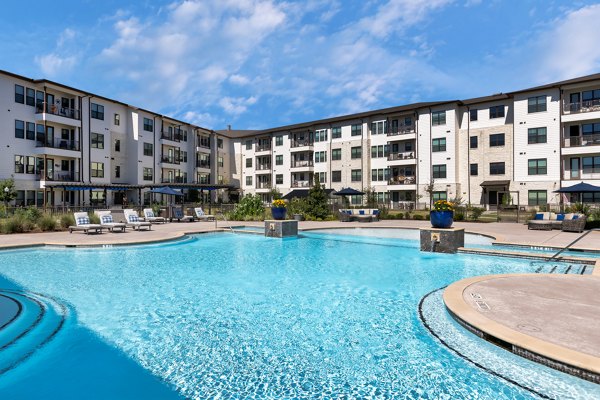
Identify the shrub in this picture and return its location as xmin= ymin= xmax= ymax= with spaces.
xmin=585 ymin=220 xmax=600 ymax=230
xmin=454 ymin=212 xmax=464 ymax=221
xmin=37 ymin=215 xmax=57 ymax=231
xmin=88 ymin=213 xmax=100 ymax=224
xmin=466 ymin=205 xmax=485 ymax=221
xmin=413 ymin=214 xmax=424 ymax=220
xmin=1 ymin=215 xmax=32 ymax=234
xmin=60 ymin=214 xmax=75 ymax=229
xmin=396 ymin=213 xmax=404 ymax=220
xmin=230 ymin=194 xmax=265 ymax=220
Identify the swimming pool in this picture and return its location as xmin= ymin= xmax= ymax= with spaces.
xmin=0 ymin=230 xmax=597 ymax=399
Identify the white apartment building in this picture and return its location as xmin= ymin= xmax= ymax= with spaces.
xmin=1 ymin=69 xmax=600 ymax=210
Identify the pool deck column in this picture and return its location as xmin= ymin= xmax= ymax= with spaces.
xmin=419 ymin=227 xmax=465 ymax=253
xmin=264 ymin=220 xmax=298 ymax=238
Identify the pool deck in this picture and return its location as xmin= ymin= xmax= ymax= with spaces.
xmin=1 ymin=219 xmax=600 ymax=382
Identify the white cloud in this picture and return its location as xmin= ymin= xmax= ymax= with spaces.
xmin=35 ymin=53 xmax=77 ymax=77
xmin=229 ymin=74 xmax=250 ymax=85
xmin=219 ymin=96 xmax=258 ymax=115
xmin=57 ymin=28 xmax=76 ymax=47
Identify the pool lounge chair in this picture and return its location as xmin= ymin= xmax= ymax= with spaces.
xmin=96 ymin=211 xmax=127 ymax=232
xmin=143 ymin=208 xmax=166 ymax=223
xmin=69 ymin=212 xmax=103 ymax=234
xmin=123 ymin=209 xmax=152 ymax=231
xmin=194 ymin=207 xmax=215 ymax=221
xmin=172 ymin=208 xmax=195 ymax=222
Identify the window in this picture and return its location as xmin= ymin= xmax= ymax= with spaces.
xmin=332 ymin=170 xmax=342 ymax=182
xmin=114 ymin=114 xmax=120 ymax=126
xmin=276 ymin=155 xmax=283 ymax=165
xmin=371 ymin=145 xmax=388 ymax=158
xmin=318 ymin=172 xmax=327 ymax=183
xmin=582 ymin=89 xmax=600 ymax=102
xmin=332 ymin=127 xmax=342 ymax=139
xmin=91 ymin=162 xmax=104 ymax=178
xmin=470 ymin=136 xmax=478 ymax=149
xmin=217 ymin=138 xmax=223 ymax=148
xmin=143 ymin=167 xmax=153 ymax=181
xmin=276 ymin=135 xmax=283 ymax=146
xmin=582 ymin=156 xmax=600 ymax=173
xmin=528 ymin=190 xmax=547 ymax=206
xmin=469 ymin=109 xmax=478 ymax=121
xmin=582 ymin=123 xmax=600 ymax=136
xmin=489 ymin=133 xmax=505 ymax=147
xmin=36 ymin=124 xmax=45 ymax=142
xmin=315 ymin=129 xmax=327 ymax=142
xmin=332 ymin=148 xmax=342 ymax=160
xmin=26 ymin=122 xmax=35 ymax=140
xmin=246 ymin=158 xmax=252 ymax=168
xmin=246 ymin=176 xmax=253 ymax=186
xmin=115 ymin=166 xmax=121 ymax=178
xmin=528 ymin=158 xmax=547 ymax=175
xmin=489 ymin=105 xmax=505 ymax=119
xmin=91 ymin=133 xmax=104 ymax=149
xmin=489 ymin=162 xmax=505 ymax=175
xmin=432 ymin=191 xmax=447 ymax=202
xmin=351 ymin=169 xmax=362 ymax=182
xmin=14 ymin=156 xmax=25 ymax=173
xmin=91 ymin=103 xmax=104 ymax=120
xmin=218 ymin=156 xmax=224 ymax=167
xmin=351 ymin=124 xmax=362 ymax=136
xmin=143 ymin=143 xmax=153 ymax=156
xmin=246 ymin=140 xmax=252 ymax=150
xmin=26 ymin=88 xmax=35 ymax=106
xmin=432 ymin=138 xmax=446 ymax=152
xmin=218 ymin=175 xmax=224 ymax=184
xmin=14 ymin=85 xmax=24 ymax=103
xmin=197 ymin=173 xmax=210 ymax=184
xmin=528 ymin=96 xmax=547 ymax=113
xmin=371 ymin=169 xmax=388 ymax=181
xmin=432 ymin=164 xmax=447 ymax=179
xmin=351 ymin=146 xmax=362 ymax=159
xmin=528 ymin=127 xmax=547 ymax=144
xmin=470 ymin=163 xmax=478 ymax=176
xmin=115 ymin=139 xmax=121 ymax=152
xmin=314 ymin=151 xmax=327 ymax=163
xmin=181 ymin=151 xmax=188 ymax=163
xmin=143 ymin=118 xmax=153 ymax=132
xmin=432 ymin=111 xmax=446 ymax=126
xmin=15 ymin=120 xmax=24 ymax=139
xmin=25 ymin=157 xmax=35 ymax=174
xmin=582 ymin=193 xmax=600 ymax=203
xmin=371 ymin=121 xmax=387 ymax=135
xmin=275 ymin=174 xmax=283 ymax=185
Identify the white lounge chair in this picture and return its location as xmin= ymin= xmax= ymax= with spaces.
xmin=172 ymin=208 xmax=194 ymax=222
xmin=69 ymin=212 xmax=103 ymax=234
xmin=123 ymin=209 xmax=152 ymax=231
xmin=194 ymin=207 xmax=215 ymax=221
xmin=96 ymin=211 xmax=127 ymax=232
xmin=143 ymin=208 xmax=166 ymax=223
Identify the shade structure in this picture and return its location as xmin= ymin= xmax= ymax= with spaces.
xmin=149 ymin=186 xmax=183 ymax=196
xmin=554 ymin=182 xmax=600 ymax=193
xmin=334 ymin=187 xmax=365 ymax=196
xmin=282 ymin=189 xmax=335 ymax=200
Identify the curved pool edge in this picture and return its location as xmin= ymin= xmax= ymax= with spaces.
xmin=443 ymin=274 xmax=600 ymax=384
xmin=299 ymin=224 xmax=498 ymax=240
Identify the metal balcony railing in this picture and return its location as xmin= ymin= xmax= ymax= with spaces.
xmin=256 ymin=182 xmax=272 ymax=189
xmin=387 ymin=125 xmax=416 ymax=136
xmin=563 ymin=99 xmax=600 ymax=114
xmin=35 ymin=102 xmax=80 ymax=120
xmin=161 ymin=155 xmax=181 ymax=165
xmin=563 ymin=134 xmax=600 ymax=147
xmin=291 ymin=181 xmax=311 ymax=188
xmin=256 ymin=144 xmax=271 ymax=152
xmin=291 ymin=160 xmax=314 ymax=168
xmin=196 ymin=161 xmax=210 ymax=168
xmin=36 ymin=172 xmax=79 ymax=182
xmin=161 ymin=177 xmax=185 ymax=183
xmin=161 ymin=131 xmax=182 ymax=142
xmin=387 ymin=152 xmax=415 ymax=161
xmin=36 ymin=137 xmax=80 ymax=151
xmin=388 ymin=176 xmax=416 ymax=185
xmin=256 ymin=164 xmax=272 ymax=170
xmin=291 ymin=139 xmax=314 ymax=148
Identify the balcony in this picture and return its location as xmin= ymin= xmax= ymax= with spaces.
xmin=563 ymin=100 xmax=600 ymax=114
xmin=387 ymin=125 xmax=416 ymax=136
xmin=563 ymin=134 xmax=600 ymax=148
xmin=256 ymin=144 xmax=271 ymax=152
xmin=161 ymin=155 xmax=181 ymax=165
xmin=35 ymin=102 xmax=80 ymax=120
xmin=37 ymin=171 xmax=79 ymax=182
xmin=387 ymin=152 xmax=416 ymax=161
xmin=388 ymin=176 xmax=416 ymax=185
xmin=291 ymin=180 xmax=311 ymax=188
xmin=196 ymin=160 xmax=210 ymax=169
xmin=291 ymin=160 xmax=314 ymax=168
xmin=161 ymin=131 xmax=182 ymax=142
xmin=256 ymin=182 xmax=272 ymax=189
xmin=36 ymin=137 xmax=80 ymax=152
xmin=256 ymin=164 xmax=272 ymax=171
xmin=161 ymin=177 xmax=185 ymax=183
xmin=291 ymin=139 xmax=314 ymax=148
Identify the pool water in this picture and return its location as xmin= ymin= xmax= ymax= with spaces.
xmin=0 ymin=231 xmax=598 ymax=399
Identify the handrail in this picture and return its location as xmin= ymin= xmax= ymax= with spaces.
xmin=214 ymin=212 xmax=235 ymax=233
xmin=548 ymin=228 xmax=599 ymax=261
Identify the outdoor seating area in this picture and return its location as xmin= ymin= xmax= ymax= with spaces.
xmin=338 ymin=209 xmax=380 ymax=222
xmin=527 ymin=212 xmax=587 ymax=232
xmin=68 ymin=212 xmax=103 ymax=234
xmin=194 ymin=207 xmax=215 ymax=221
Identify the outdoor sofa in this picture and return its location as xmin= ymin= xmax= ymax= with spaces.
xmin=338 ymin=209 xmax=380 ymax=222
xmin=69 ymin=212 xmax=103 ymax=234
xmin=527 ymin=212 xmax=586 ymax=232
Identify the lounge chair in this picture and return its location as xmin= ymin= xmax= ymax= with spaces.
xmin=143 ymin=208 xmax=166 ymax=223
xmin=172 ymin=208 xmax=194 ymax=222
xmin=561 ymin=214 xmax=587 ymax=233
xmin=338 ymin=210 xmax=354 ymax=222
xmin=194 ymin=207 xmax=215 ymax=221
xmin=96 ymin=211 xmax=127 ymax=232
xmin=69 ymin=212 xmax=103 ymax=234
xmin=123 ymin=209 xmax=152 ymax=231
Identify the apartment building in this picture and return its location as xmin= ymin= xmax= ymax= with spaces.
xmin=2 ymin=69 xmax=600 ymax=210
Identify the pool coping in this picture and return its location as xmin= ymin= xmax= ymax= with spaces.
xmin=443 ymin=274 xmax=600 ymax=383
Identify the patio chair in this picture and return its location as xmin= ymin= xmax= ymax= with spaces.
xmin=338 ymin=210 xmax=354 ymax=222
xmin=96 ymin=211 xmax=127 ymax=232
xmin=561 ymin=215 xmax=587 ymax=233
xmin=173 ymin=208 xmax=195 ymax=222
xmin=194 ymin=207 xmax=215 ymax=221
xmin=143 ymin=208 xmax=166 ymax=223
xmin=69 ymin=212 xmax=103 ymax=234
xmin=123 ymin=209 xmax=152 ymax=231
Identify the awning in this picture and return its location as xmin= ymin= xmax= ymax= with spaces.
xmin=282 ymin=189 xmax=334 ymax=199
xmin=479 ymin=180 xmax=510 ymax=187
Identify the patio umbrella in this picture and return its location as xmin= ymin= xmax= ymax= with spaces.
xmin=334 ymin=187 xmax=365 ymax=207
xmin=149 ymin=187 xmax=184 ymax=219
xmin=554 ymin=182 xmax=600 ymax=203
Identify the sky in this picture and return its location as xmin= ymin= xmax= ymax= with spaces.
xmin=1 ymin=0 xmax=599 ymax=130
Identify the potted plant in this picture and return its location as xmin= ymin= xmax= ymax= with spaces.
xmin=271 ymin=199 xmax=287 ymax=220
xmin=430 ymin=199 xmax=454 ymax=228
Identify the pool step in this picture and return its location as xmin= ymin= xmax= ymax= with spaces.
xmin=531 ymin=262 xmax=591 ymax=275
xmin=0 ymin=290 xmax=68 ymax=375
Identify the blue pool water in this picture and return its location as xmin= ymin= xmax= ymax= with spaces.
xmin=0 ymin=231 xmax=598 ymax=399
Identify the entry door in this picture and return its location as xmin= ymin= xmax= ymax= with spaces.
xmin=488 ymin=190 xmax=498 ymax=206
xmin=46 ymin=158 xmax=54 ymax=180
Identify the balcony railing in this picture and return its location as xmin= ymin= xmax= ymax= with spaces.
xmin=36 ymin=137 xmax=80 ymax=151
xmin=291 ymin=181 xmax=311 ymax=188
xmin=256 ymin=182 xmax=272 ymax=189
xmin=387 ymin=125 xmax=416 ymax=136
xmin=36 ymin=172 xmax=79 ymax=182
xmin=256 ymin=164 xmax=272 ymax=170
xmin=387 ymin=152 xmax=415 ymax=161
xmin=161 ymin=131 xmax=182 ymax=142
xmin=563 ymin=134 xmax=600 ymax=147
xmin=196 ymin=160 xmax=210 ymax=168
xmin=291 ymin=160 xmax=314 ymax=168
xmin=161 ymin=177 xmax=185 ymax=183
xmin=291 ymin=139 xmax=314 ymax=148
xmin=563 ymin=99 xmax=600 ymax=114
xmin=161 ymin=155 xmax=181 ymax=165
xmin=388 ymin=176 xmax=416 ymax=185
xmin=256 ymin=144 xmax=271 ymax=152
xmin=35 ymin=102 xmax=80 ymax=120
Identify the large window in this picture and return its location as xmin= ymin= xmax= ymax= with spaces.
xmin=14 ymin=85 xmax=24 ymax=104
xmin=143 ymin=143 xmax=153 ymax=156
xmin=432 ymin=111 xmax=446 ymax=126
xmin=528 ymin=190 xmax=547 ymax=206
xmin=432 ymin=191 xmax=447 ymax=201
xmin=14 ymin=155 xmax=25 ymax=173
xmin=351 ymin=146 xmax=362 ymax=159
xmin=432 ymin=164 xmax=447 ymax=179
xmin=245 ymin=176 xmax=252 ymax=186
xmin=91 ymin=162 xmax=104 ymax=178
xmin=246 ymin=158 xmax=252 ymax=168
xmin=91 ymin=133 xmax=104 ymax=149
xmin=432 ymin=138 xmax=446 ymax=152
xmin=91 ymin=103 xmax=104 ymax=120
xmin=489 ymin=133 xmax=505 ymax=147
xmin=314 ymin=151 xmax=327 ymax=163
xmin=528 ymin=159 xmax=547 ymax=175
xmin=351 ymin=124 xmax=362 ymax=136
xmin=470 ymin=163 xmax=478 ymax=176
xmin=332 ymin=170 xmax=342 ymax=182
xmin=318 ymin=172 xmax=327 ymax=183
xmin=582 ymin=123 xmax=600 ymax=136
xmin=276 ymin=135 xmax=283 ymax=146
xmin=528 ymin=127 xmax=547 ymax=144
xmin=245 ymin=140 xmax=252 ymax=150
xmin=582 ymin=156 xmax=600 ymax=173
xmin=15 ymin=120 xmax=24 ymax=139
xmin=332 ymin=127 xmax=342 ymax=139
xmin=315 ymin=129 xmax=327 ymax=142
xmin=143 ymin=167 xmax=153 ymax=181
xmin=469 ymin=109 xmax=478 ymax=121
xmin=351 ymin=169 xmax=362 ymax=182
xmin=332 ymin=148 xmax=342 ymax=160
xmin=26 ymin=157 xmax=35 ymax=174
xmin=26 ymin=88 xmax=35 ymax=106
xmin=371 ymin=168 xmax=389 ymax=182
xmin=276 ymin=155 xmax=283 ymax=165
xmin=371 ymin=145 xmax=388 ymax=158
xmin=489 ymin=162 xmax=505 ymax=175
xmin=528 ymin=96 xmax=547 ymax=113
xmin=143 ymin=118 xmax=153 ymax=132
xmin=26 ymin=122 xmax=35 ymax=140
xmin=470 ymin=136 xmax=478 ymax=149
xmin=489 ymin=105 xmax=505 ymax=119
xmin=371 ymin=121 xmax=387 ymax=135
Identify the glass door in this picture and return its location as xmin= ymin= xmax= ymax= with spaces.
xmin=46 ymin=158 xmax=54 ymax=180
xmin=570 ymin=157 xmax=580 ymax=179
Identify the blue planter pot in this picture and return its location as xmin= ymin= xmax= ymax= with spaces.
xmin=430 ymin=211 xmax=453 ymax=228
xmin=271 ymin=207 xmax=287 ymax=220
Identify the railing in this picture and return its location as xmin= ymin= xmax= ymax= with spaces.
xmin=196 ymin=161 xmax=210 ymax=168
xmin=161 ymin=177 xmax=185 ymax=183
xmin=35 ymin=137 xmax=80 ymax=151
xmin=387 ymin=125 xmax=416 ymax=136
xmin=292 ymin=181 xmax=311 ymax=188
xmin=197 ymin=142 xmax=211 ymax=149
xmin=291 ymin=139 xmax=314 ymax=148
xmin=565 ymin=172 xmax=600 ymax=180
xmin=387 ymin=152 xmax=415 ymax=161
xmin=256 ymin=182 xmax=272 ymax=189
xmin=291 ymin=160 xmax=314 ymax=168
xmin=388 ymin=177 xmax=416 ymax=185
xmin=256 ymin=164 xmax=272 ymax=170
xmin=389 ymin=201 xmax=416 ymax=210
xmin=161 ymin=155 xmax=180 ymax=165
xmin=563 ymin=99 xmax=600 ymax=114
xmin=161 ymin=131 xmax=182 ymax=142
xmin=35 ymin=102 xmax=80 ymax=120
xmin=36 ymin=172 xmax=79 ymax=182
xmin=256 ymin=144 xmax=271 ymax=152
xmin=563 ymin=134 xmax=600 ymax=147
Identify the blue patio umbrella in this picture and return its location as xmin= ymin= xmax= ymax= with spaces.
xmin=334 ymin=187 xmax=364 ymax=206
xmin=149 ymin=186 xmax=183 ymax=196
xmin=554 ymin=181 xmax=600 ymax=203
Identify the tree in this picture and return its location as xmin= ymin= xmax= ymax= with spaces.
xmin=424 ymin=179 xmax=435 ymax=210
xmin=0 ymin=177 xmax=17 ymax=205
xmin=270 ymin=186 xmax=282 ymax=200
xmin=305 ymin=174 xmax=330 ymax=219
xmin=364 ymin=186 xmax=378 ymax=208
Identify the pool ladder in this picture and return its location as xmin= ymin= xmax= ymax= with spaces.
xmin=214 ymin=212 xmax=235 ymax=233
xmin=548 ymin=228 xmax=599 ymax=261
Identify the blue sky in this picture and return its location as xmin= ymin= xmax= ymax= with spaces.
xmin=1 ymin=0 xmax=599 ymax=130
